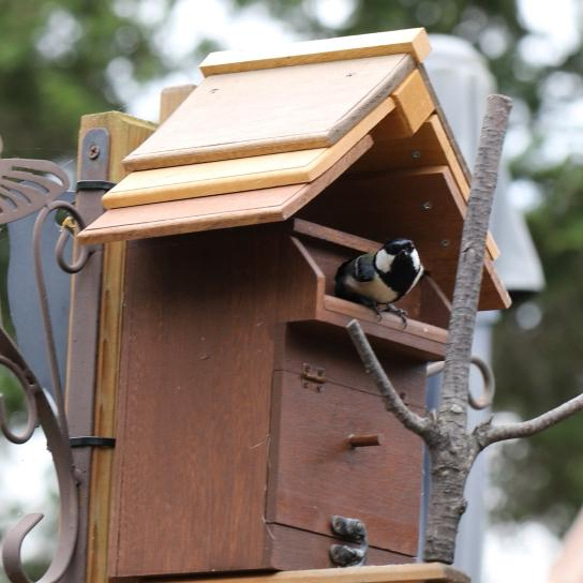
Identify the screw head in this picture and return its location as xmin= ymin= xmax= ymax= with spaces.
xmin=422 ymin=201 xmax=433 ymax=211
xmin=88 ymin=144 xmax=100 ymax=160
xmin=440 ymin=239 xmax=451 ymax=247
xmin=411 ymin=149 xmax=421 ymax=159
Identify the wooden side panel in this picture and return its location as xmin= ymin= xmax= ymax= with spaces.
xmin=266 ymin=525 xmax=412 ymax=571
xmin=199 ymin=28 xmax=431 ymax=75
xmin=267 ymin=370 xmax=424 ymax=557
xmin=110 ymin=226 xmax=283 ymax=578
xmin=125 ymin=55 xmax=411 ymax=169
xmin=103 ymin=98 xmax=394 ymax=209
xmin=273 ymin=323 xmax=427 ymax=408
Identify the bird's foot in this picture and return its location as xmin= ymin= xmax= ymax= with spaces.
xmin=384 ymin=304 xmax=408 ymax=329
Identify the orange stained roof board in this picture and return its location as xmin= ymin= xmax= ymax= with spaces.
xmin=199 ymin=28 xmax=431 ymax=75
xmin=102 ymin=95 xmax=396 ymax=209
xmin=124 ymin=54 xmax=413 ymax=171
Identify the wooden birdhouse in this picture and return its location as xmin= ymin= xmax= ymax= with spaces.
xmin=75 ymin=28 xmax=508 ymax=582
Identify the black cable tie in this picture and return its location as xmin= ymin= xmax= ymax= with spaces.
xmin=69 ymin=436 xmax=116 ymax=449
xmin=76 ymin=180 xmax=117 ymax=192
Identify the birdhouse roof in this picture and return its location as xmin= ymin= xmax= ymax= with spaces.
xmin=78 ymin=28 xmax=510 ymax=310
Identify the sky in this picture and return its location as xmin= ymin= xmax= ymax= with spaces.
xmin=2 ymin=1 xmax=581 ymax=581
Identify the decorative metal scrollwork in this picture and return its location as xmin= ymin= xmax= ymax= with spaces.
xmin=0 ymin=159 xmax=93 ymax=583
xmin=427 ymin=355 xmax=496 ymax=410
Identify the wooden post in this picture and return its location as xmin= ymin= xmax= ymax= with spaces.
xmin=70 ymin=112 xmax=155 ymax=583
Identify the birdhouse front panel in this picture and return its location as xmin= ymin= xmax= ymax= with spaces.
xmin=72 ymin=28 xmax=513 ymax=581
xmin=110 ymin=225 xmax=429 ymax=579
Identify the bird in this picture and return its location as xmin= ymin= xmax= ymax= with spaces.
xmin=334 ymin=238 xmax=424 ymax=323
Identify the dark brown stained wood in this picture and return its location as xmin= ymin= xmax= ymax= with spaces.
xmin=273 ymin=323 xmax=427 ymax=408
xmin=277 ymin=234 xmax=448 ymax=361
xmin=419 ymin=276 xmax=451 ymax=330
xmin=298 ymin=166 xmax=510 ymax=310
xmin=110 ymin=225 xmax=284 ymax=578
xmin=298 ymin=234 xmax=422 ymax=319
xmin=293 ymin=218 xmax=379 ymax=254
xmin=318 ymin=299 xmax=447 ymax=363
xmin=267 ymin=371 xmax=424 ymax=557
xmin=276 ymin=236 xmax=324 ymax=323
xmin=265 ymin=524 xmax=412 ymax=571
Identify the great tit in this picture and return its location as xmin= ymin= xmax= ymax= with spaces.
xmin=334 ymin=238 xmax=424 ymax=321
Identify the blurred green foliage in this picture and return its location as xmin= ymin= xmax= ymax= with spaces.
xmin=0 ymin=0 xmax=176 ymax=158
xmin=493 ymin=157 xmax=583 ymax=532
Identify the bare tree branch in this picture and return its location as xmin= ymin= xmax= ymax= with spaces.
xmin=346 ymin=319 xmax=431 ymax=437
xmin=475 ymin=392 xmax=583 ymax=449
xmin=423 ymin=93 xmax=512 ymax=564
xmin=439 ymin=94 xmax=513 ymax=428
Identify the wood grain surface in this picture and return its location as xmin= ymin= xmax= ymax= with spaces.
xmin=103 ymin=97 xmax=394 ymax=209
xmin=351 ymin=113 xmax=499 ymax=260
xmin=76 ymin=111 xmax=156 ymax=583
xmin=267 ymin=370 xmax=423 ymax=556
xmin=162 ymin=563 xmax=469 ymax=583
xmin=159 ymin=84 xmax=196 ymax=123
xmin=199 ymin=28 xmax=431 ymax=75
xmin=265 ymin=524 xmax=413 ymax=572
xmin=77 ymin=136 xmax=373 ymax=245
xmin=273 ymin=322 xmax=428 ymax=421
xmin=297 ymin=166 xmax=510 ymax=310
xmin=125 ymin=55 xmax=412 ymax=169
xmin=110 ymin=227 xmax=283 ymax=578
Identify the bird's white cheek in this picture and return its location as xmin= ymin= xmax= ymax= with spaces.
xmin=411 ymin=249 xmax=421 ymax=272
xmin=375 ymin=249 xmax=394 ymax=272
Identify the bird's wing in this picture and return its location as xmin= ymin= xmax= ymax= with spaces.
xmin=353 ymin=254 xmax=377 ymax=282
xmin=0 ymin=159 xmax=69 ymax=224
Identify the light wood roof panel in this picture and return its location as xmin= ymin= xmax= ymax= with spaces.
xmin=124 ymin=54 xmax=412 ymax=171
xmin=103 ymin=96 xmax=394 ymax=209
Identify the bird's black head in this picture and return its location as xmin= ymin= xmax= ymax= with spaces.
xmin=383 ymin=238 xmax=415 ymax=257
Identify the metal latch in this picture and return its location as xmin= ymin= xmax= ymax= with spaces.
xmin=301 ymin=363 xmax=326 ymax=391
xmin=329 ymin=515 xmax=368 ymax=567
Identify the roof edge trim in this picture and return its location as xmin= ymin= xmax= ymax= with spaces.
xmin=200 ymin=28 xmax=430 ymax=76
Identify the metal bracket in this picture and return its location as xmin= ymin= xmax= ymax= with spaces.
xmin=70 ymin=436 xmax=116 ymax=449
xmin=301 ymin=363 xmax=326 ymax=391
xmin=329 ymin=515 xmax=368 ymax=567
xmin=76 ymin=179 xmax=116 ymax=192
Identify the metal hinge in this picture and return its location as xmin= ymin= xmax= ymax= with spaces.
xmin=329 ymin=515 xmax=368 ymax=567
xmin=301 ymin=363 xmax=326 ymax=391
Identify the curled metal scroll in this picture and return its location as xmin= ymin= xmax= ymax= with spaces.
xmin=0 ymin=159 xmax=91 ymax=583
xmin=0 ymin=334 xmax=78 ymax=583
xmin=427 ymin=355 xmax=496 ymax=410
